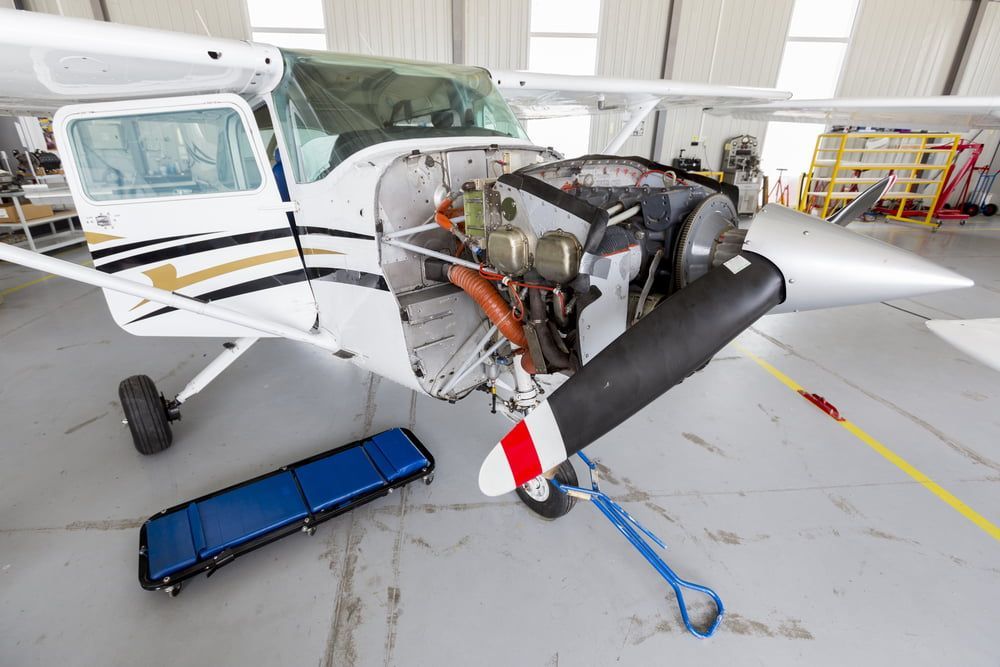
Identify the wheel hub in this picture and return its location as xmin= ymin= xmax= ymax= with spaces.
xmin=521 ymin=475 xmax=550 ymax=502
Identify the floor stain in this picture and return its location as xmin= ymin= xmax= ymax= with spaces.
xmin=358 ymin=374 xmax=381 ymax=435
xmin=64 ymin=412 xmax=108 ymax=435
xmin=961 ymin=390 xmax=989 ymax=402
xmin=324 ymin=514 xmax=365 ymax=667
xmin=64 ymin=518 xmax=143 ymax=531
xmin=757 ymin=402 xmax=781 ymax=425
xmin=383 ymin=487 xmax=408 ymax=667
xmin=595 ymin=462 xmax=621 ymax=485
xmin=682 ymin=432 xmax=728 ymax=457
xmin=56 ymin=339 xmax=110 ymax=351
xmin=864 ymin=527 xmax=918 ymax=544
xmin=704 ymin=529 xmax=743 ymax=545
xmin=407 ymin=535 xmax=471 ymax=555
xmin=725 ymin=613 xmax=772 ymax=637
xmin=828 ymin=494 xmax=864 ymax=518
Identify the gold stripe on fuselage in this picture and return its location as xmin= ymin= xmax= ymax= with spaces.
xmin=84 ymin=231 xmax=124 ymax=245
xmin=130 ymin=248 xmax=341 ymax=310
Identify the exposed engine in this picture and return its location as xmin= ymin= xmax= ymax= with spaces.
xmin=378 ymin=148 xmax=743 ymax=413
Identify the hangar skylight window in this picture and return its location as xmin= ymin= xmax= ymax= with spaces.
xmin=761 ymin=0 xmax=859 ymax=203
xmin=525 ymin=0 xmax=602 ymax=157
xmin=247 ymin=0 xmax=327 ymax=50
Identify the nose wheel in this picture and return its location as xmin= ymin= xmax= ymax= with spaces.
xmin=515 ymin=460 xmax=578 ymax=519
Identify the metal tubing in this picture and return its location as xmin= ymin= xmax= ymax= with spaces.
xmin=608 ymin=205 xmax=641 ymax=226
xmin=438 ymin=322 xmax=500 ymax=396
xmin=176 ymin=337 xmax=257 ymax=404
xmin=0 ymin=242 xmax=340 ymax=351
xmin=382 ymin=237 xmax=481 ymax=270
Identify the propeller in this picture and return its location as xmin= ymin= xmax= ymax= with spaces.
xmin=479 ymin=190 xmax=973 ymax=497
xmin=827 ymin=174 xmax=896 ymax=226
xmin=479 ymin=252 xmax=785 ymax=496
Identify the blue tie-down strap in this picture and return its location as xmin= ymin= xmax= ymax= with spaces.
xmin=551 ymin=452 xmax=725 ymax=639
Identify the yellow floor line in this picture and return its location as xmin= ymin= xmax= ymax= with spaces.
xmin=1 ymin=273 xmax=59 ymax=296
xmin=734 ymin=342 xmax=1000 ymax=543
xmin=1 ymin=259 xmax=93 ymax=297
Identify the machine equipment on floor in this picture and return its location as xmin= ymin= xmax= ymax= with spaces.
xmin=722 ymin=134 xmax=763 ymax=215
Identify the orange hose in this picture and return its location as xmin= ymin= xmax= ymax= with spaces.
xmin=448 ymin=265 xmax=528 ymax=350
xmin=433 ymin=198 xmax=455 ymax=232
xmin=434 ymin=211 xmax=455 ymax=232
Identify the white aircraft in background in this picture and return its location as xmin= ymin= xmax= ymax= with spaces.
xmin=0 ymin=9 xmax=990 ymax=517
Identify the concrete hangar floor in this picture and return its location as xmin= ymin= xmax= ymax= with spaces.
xmin=1 ymin=219 xmax=998 ymax=666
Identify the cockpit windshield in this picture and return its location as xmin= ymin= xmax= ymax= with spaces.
xmin=271 ymin=49 xmax=528 ymax=183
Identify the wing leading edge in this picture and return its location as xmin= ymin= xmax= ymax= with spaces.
xmin=706 ymin=96 xmax=1000 ymax=131
xmin=494 ymin=70 xmax=792 ymax=120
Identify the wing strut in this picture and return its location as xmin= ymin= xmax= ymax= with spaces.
xmin=603 ymin=98 xmax=660 ymax=153
xmin=0 ymin=243 xmax=340 ymax=352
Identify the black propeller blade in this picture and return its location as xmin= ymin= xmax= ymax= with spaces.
xmin=479 ymin=252 xmax=786 ymax=496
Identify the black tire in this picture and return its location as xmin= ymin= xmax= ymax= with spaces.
xmin=962 ymin=202 xmax=980 ymax=217
xmin=515 ymin=460 xmax=578 ymax=520
xmin=983 ymin=203 xmax=998 ymax=217
xmin=119 ymin=375 xmax=173 ymax=455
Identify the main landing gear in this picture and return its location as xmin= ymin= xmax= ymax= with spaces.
xmin=118 ymin=338 xmax=257 ymax=455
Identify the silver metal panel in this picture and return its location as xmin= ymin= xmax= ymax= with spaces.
xmin=577 ymin=252 xmax=630 ymax=363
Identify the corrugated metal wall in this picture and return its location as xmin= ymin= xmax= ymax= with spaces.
xmin=102 ymin=0 xmax=250 ymax=39
xmin=956 ymin=1 xmax=1000 ymax=95
xmin=588 ymin=0 xmax=672 ymax=157
xmin=464 ymin=0 xmax=530 ymax=70
xmin=658 ymin=0 xmax=793 ymax=168
xmin=838 ymin=0 xmax=972 ymax=97
xmin=325 ymin=0 xmax=452 ymax=62
xmin=955 ymin=1 xmax=1000 ymax=201
xmin=23 ymin=0 xmax=97 ymax=19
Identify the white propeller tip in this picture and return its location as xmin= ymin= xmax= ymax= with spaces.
xmin=478 ymin=443 xmax=517 ymax=497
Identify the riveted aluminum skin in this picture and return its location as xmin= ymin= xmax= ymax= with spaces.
xmin=741 ymin=204 xmax=973 ymax=313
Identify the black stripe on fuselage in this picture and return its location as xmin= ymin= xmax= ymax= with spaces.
xmin=95 ymin=226 xmax=375 ymax=275
xmin=124 ymin=266 xmax=388 ymax=325
xmin=89 ymin=232 xmax=215 ymax=260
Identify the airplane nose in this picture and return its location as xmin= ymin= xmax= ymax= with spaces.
xmin=739 ymin=204 xmax=974 ymax=313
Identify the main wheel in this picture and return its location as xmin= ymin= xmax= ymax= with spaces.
xmin=119 ymin=375 xmax=173 ymax=455
xmin=983 ymin=203 xmax=998 ymax=217
xmin=515 ymin=460 xmax=578 ymax=520
xmin=962 ymin=202 xmax=980 ymax=217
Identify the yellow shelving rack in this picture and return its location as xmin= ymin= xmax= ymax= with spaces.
xmin=799 ymin=132 xmax=961 ymax=227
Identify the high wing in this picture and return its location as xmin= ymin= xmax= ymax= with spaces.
xmin=494 ymin=71 xmax=791 ymax=119
xmin=494 ymin=70 xmax=790 ymax=152
xmin=706 ymin=96 xmax=1000 ymax=131
xmin=0 ymin=9 xmax=281 ymax=115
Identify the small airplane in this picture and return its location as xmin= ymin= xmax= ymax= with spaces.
xmin=0 ymin=9 xmax=986 ymax=518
